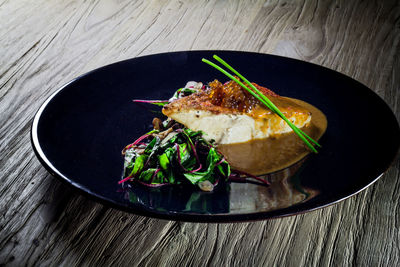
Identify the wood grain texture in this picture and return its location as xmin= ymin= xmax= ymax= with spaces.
xmin=0 ymin=0 xmax=399 ymax=266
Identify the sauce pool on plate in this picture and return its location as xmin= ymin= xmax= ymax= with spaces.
xmin=218 ymin=98 xmax=328 ymax=175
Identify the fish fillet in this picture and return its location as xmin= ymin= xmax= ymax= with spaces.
xmin=162 ymin=80 xmax=311 ymax=144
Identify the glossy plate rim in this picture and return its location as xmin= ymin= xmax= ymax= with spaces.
xmin=31 ymin=50 xmax=400 ymax=222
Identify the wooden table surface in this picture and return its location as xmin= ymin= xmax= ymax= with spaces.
xmin=1 ymin=0 xmax=399 ymax=266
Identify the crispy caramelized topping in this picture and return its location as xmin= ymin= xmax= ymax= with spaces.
xmin=163 ymin=79 xmax=307 ymax=118
xmin=206 ymin=78 xmax=279 ymax=113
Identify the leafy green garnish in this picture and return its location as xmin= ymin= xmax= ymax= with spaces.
xmin=121 ymin=127 xmax=228 ymax=188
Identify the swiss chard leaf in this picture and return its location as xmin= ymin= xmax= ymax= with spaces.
xmin=183 ymin=147 xmax=222 ymax=184
xmin=146 ymin=137 xmax=161 ymax=166
xmin=159 ymin=153 xmax=170 ymax=170
xmin=206 ymin=147 xmax=222 ymax=167
xmin=153 ymin=171 xmax=166 ymax=184
xmin=137 ymin=168 xmax=165 ymax=183
xmin=129 ymin=154 xmax=148 ymax=177
xmin=144 ymin=137 xmax=158 ymax=154
xmin=179 ymin=143 xmax=190 ymax=163
xmin=124 ymin=149 xmax=137 ymax=175
xmin=150 ymin=101 xmax=169 ymax=107
xmin=182 ymin=157 xmax=197 ymax=171
xmin=217 ymin=160 xmax=231 ymax=178
xmin=183 ymin=171 xmax=212 ymax=184
xmin=166 ymin=168 xmax=176 ymax=184
xmin=138 ymin=168 xmax=157 ymax=182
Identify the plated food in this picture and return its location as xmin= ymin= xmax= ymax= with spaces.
xmin=31 ymin=50 xmax=399 ymax=221
xmin=120 ymin=55 xmax=327 ymax=191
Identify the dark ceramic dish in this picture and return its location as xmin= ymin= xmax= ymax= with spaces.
xmin=31 ymin=51 xmax=400 ymax=222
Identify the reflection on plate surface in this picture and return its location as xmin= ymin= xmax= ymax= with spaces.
xmin=123 ymin=158 xmax=318 ymax=214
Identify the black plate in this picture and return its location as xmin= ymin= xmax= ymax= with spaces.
xmin=31 ymin=51 xmax=400 ymax=222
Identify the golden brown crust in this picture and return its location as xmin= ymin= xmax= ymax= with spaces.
xmin=163 ymin=92 xmax=239 ymax=115
xmin=163 ymin=79 xmax=310 ymax=119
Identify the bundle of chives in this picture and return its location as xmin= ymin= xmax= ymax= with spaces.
xmin=202 ymin=55 xmax=320 ymax=153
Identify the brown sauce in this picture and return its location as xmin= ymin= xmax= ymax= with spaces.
xmin=218 ymin=97 xmax=327 ymax=175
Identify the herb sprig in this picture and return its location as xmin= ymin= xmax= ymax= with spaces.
xmin=202 ymin=55 xmax=320 ymax=153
